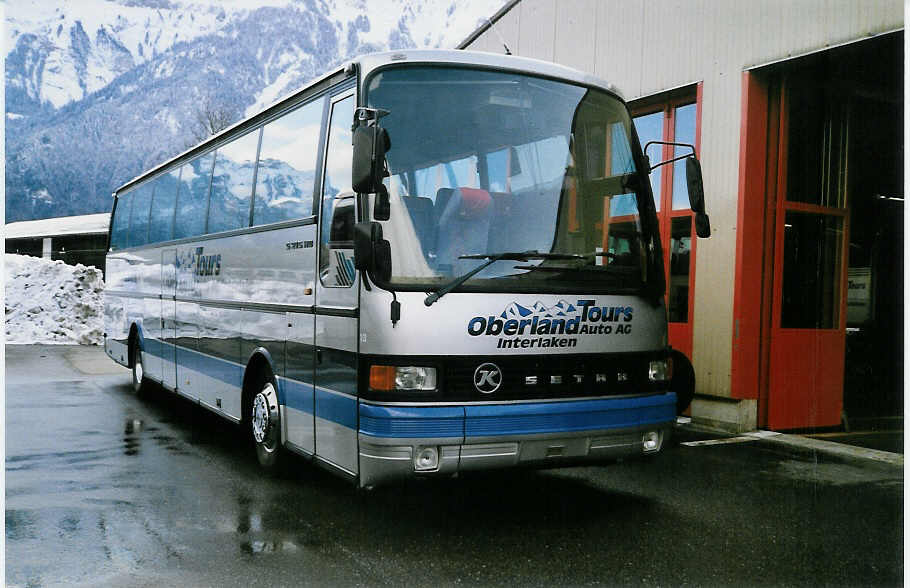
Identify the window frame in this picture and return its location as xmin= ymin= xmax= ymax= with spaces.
xmin=317 ymin=90 xmax=357 ymax=289
xmin=630 ymin=84 xmax=702 ymax=331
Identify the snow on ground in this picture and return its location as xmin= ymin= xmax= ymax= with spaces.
xmin=5 ymin=254 xmax=105 ymax=345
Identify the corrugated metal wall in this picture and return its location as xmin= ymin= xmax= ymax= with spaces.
xmin=465 ymin=0 xmax=903 ymax=397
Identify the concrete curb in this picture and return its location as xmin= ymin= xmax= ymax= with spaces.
xmin=675 ymin=420 xmax=903 ymax=469
xmin=746 ymin=431 xmax=904 ymax=469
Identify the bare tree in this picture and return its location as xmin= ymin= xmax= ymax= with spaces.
xmin=187 ymin=97 xmax=239 ymax=147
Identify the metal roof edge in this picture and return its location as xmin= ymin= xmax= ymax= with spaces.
xmin=5 ymin=212 xmax=111 ymax=239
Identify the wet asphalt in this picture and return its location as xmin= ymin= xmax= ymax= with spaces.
xmin=5 ymin=345 xmax=904 ymax=587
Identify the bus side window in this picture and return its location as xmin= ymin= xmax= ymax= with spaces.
xmin=329 ymin=196 xmax=355 ymax=246
xmin=253 ymin=97 xmax=324 ymax=226
xmin=111 ymin=192 xmax=132 ymax=250
xmin=174 ymin=153 xmax=214 ymax=240
xmin=319 ymin=94 xmax=355 ymax=288
xmin=149 ymin=167 xmax=180 ymax=244
xmin=208 ymin=129 xmax=260 ymax=234
xmin=128 ymin=183 xmax=154 ymax=248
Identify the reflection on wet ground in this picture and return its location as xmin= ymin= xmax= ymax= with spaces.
xmin=123 ymin=418 xmax=143 ymax=455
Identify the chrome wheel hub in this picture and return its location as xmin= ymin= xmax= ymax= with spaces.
xmin=251 ymin=384 xmax=278 ymax=447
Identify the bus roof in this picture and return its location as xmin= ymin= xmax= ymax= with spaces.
xmin=113 ymin=49 xmax=620 ymax=197
xmin=356 ymin=49 xmax=620 ymax=98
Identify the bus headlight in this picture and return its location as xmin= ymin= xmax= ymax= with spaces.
xmin=648 ymin=359 xmax=671 ymax=382
xmin=370 ymin=365 xmax=437 ymax=392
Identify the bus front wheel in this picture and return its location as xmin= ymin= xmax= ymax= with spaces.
xmin=131 ymin=340 xmax=150 ymax=395
xmin=250 ymin=375 xmax=283 ymax=469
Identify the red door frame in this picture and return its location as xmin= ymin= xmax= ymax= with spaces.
xmin=731 ymin=72 xmax=770 ymax=420
xmin=732 ymin=71 xmax=849 ymax=429
xmin=631 ymin=83 xmax=702 ymax=359
xmin=766 ymin=79 xmax=849 ymax=429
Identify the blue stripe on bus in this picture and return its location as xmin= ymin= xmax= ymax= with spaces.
xmin=359 ymin=404 xmax=465 ymax=438
xmin=280 ymin=377 xmax=314 ymax=415
xmin=464 ymin=394 xmax=676 ymax=437
xmin=315 ymin=387 xmax=357 ymax=429
xmin=178 ymin=345 xmax=243 ymax=387
xmin=142 ymin=339 xmax=242 ymax=387
xmin=142 ymin=336 xmax=162 ymax=360
xmin=140 ymin=340 xmax=351 ymax=428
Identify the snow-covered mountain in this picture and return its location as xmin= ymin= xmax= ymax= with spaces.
xmin=6 ymin=0 xmax=247 ymax=114
xmin=5 ymin=0 xmax=506 ymax=222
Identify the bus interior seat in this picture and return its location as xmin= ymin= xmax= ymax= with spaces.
xmin=433 ymin=188 xmax=455 ymax=227
xmin=402 ymin=196 xmax=435 ymax=257
xmin=435 ymin=187 xmax=492 ymax=274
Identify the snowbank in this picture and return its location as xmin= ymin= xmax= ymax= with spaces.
xmin=5 ymin=254 xmax=105 ymax=345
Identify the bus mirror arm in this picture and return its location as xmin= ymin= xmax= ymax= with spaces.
xmin=643 ymin=141 xmax=711 ymax=239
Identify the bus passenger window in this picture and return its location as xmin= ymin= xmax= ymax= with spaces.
xmin=127 ymin=183 xmax=154 ymax=248
xmin=319 ymin=94 xmax=355 ymax=288
xmin=208 ymin=129 xmax=260 ymax=234
xmin=254 ymin=97 xmax=324 ymax=226
xmin=149 ymin=168 xmax=181 ymax=243
xmin=174 ymin=153 xmax=214 ymax=240
xmin=110 ymin=192 xmax=132 ymax=250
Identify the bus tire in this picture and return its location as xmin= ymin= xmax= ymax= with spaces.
xmin=130 ymin=339 xmax=150 ymax=395
xmin=250 ymin=373 xmax=283 ymax=470
xmin=671 ymin=349 xmax=695 ymax=415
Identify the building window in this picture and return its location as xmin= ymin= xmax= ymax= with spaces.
xmin=631 ymin=88 xmax=700 ymax=327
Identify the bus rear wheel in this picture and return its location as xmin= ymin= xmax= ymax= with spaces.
xmin=250 ymin=375 xmax=283 ymax=469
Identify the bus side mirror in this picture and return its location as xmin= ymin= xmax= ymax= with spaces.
xmin=686 ymin=157 xmax=711 ymax=238
xmin=352 ymin=125 xmax=390 ymax=194
xmin=354 ymin=221 xmax=392 ymax=283
xmin=374 ymin=184 xmax=390 ymax=221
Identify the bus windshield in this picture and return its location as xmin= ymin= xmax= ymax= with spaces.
xmin=365 ymin=65 xmax=658 ymax=294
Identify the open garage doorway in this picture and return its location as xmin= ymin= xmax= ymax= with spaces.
xmin=743 ymin=32 xmax=902 ymax=430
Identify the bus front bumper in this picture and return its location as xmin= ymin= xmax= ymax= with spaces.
xmin=357 ymin=393 xmax=675 ymax=488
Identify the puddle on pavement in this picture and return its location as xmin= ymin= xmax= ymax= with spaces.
xmin=228 ymin=495 xmax=315 ymax=556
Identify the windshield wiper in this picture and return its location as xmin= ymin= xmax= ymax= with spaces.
xmin=424 ymin=250 xmax=583 ymax=306
xmin=513 ymin=250 xmax=617 ymax=271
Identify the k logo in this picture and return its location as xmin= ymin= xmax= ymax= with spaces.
xmin=473 ymin=362 xmax=502 ymax=394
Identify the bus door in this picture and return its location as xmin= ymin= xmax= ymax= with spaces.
xmin=313 ymin=90 xmax=359 ymax=475
xmin=161 ymin=249 xmax=178 ymax=391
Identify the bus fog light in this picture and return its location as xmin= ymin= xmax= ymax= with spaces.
xmin=414 ymin=446 xmax=440 ymax=471
xmin=642 ymin=431 xmax=661 ymax=453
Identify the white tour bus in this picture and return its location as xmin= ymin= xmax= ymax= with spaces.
xmin=104 ymin=50 xmax=710 ymax=488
